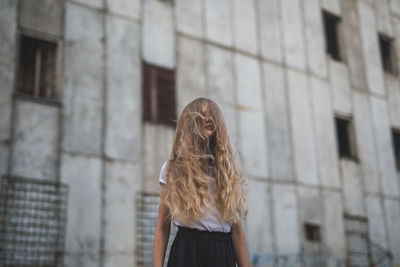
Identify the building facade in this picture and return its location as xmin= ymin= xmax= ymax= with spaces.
xmin=1 ymin=0 xmax=400 ymax=266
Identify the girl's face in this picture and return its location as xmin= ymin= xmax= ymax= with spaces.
xmin=200 ymin=102 xmax=216 ymax=138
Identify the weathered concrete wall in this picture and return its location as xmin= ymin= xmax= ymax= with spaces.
xmin=3 ymin=0 xmax=400 ymax=266
xmin=11 ymin=101 xmax=59 ymax=180
xmin=19 ymin=0 xmax=64 ymax=36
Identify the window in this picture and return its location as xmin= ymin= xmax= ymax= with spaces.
xmin=142 ymin=61 xmax=176 ymax=127
xmin=16 ymin=34 xmax=59 ymax=100
xmin=344 ymin=214 xmax=371 ymax=266
xmin=323 ymin=10 xmax=342 ymax=61
xmin=335 ymin=115 xmax=358 ymax=160
xmin=304 ymin=223 xmax=321 ymax=242
xmin=392 ymin=128 xmax=400 ymax=171
xmin=378 ymin=34 xmax=398 ymax=74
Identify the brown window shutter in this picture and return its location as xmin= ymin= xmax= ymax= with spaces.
xmin=156 ymin=67 xmax=176 ymax=127
xmin=142 ymin=61 xmax=176 ymax=127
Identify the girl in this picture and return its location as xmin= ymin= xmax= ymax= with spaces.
xmin=152 ymin=98 xmax=249 ymax=267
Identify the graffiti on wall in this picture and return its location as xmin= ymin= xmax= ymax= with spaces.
xmin=250 ymin=252 xmax=343 ymax=267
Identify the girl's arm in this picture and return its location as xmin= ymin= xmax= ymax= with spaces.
xmin=231 ymin=221 xmax=249 ymax=267
xmin=152 ymin=185 xmax=171 ymax=267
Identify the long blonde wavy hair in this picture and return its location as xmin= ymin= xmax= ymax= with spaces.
xmin=163 ymin=97 xmax=247 ymax=225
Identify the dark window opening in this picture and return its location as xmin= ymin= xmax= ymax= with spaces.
xmin=392 ymin=128 xmax=400 ymax=171
xmin=304 ymin=223 xmax=321 ymax=242
xmin=323 ymin=10 xmax=341 ymax=61
xmin=335 ymin=116 xmax=357 ymax=159
xmin=142 ymin=61 xmax=176 ymax=127
xmin=16 ymin=35 xmax=58 ymax=100
xmin=379 ymin=34 xmax=397 ymax=74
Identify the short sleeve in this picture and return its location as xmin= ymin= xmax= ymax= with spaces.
xmin=159 ymin=161 xmax=168 ymax=185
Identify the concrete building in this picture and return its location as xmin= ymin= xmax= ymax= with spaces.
xmin=1 ymin=0 xmax=400 ymax=266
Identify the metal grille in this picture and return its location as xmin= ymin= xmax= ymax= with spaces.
xmin=136 ymin=192 xmax=177 ymax=267
xmin=344 ymin=214 xmax=372 ymax=267
xmin=0 ymin=175 xmax=68 ymax=267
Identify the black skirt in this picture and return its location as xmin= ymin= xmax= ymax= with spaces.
xmin=167 ymin=226 xmax=237 ymax=267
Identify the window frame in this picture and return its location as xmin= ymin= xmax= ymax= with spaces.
xmin=378 ymin=33 xmax=398 ymax=75
xmin=14 ymin=28 xmax=63 ymax=105
xmin=322 ymin=10 xmax=343 ymax=62
xmin=142 ymin=61 xmax=177 ymax=128
xmin=334 ymin=114 xmax=358 ymax=161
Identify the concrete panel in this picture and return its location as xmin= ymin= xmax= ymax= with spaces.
xmin=302 ymin=0 xmax=328 ymax=78
xmin=353 ymin=91 xmax=380 ymax=194
xmin=107 ymin=0 xmax=140 ymax=21
xmin=281 ymin=0 xmax=306 ymax=70
xmin=142 ymin=0 xmax=175 ymax=68
xmin=175 ymin=0 xmax=203 ymax=38
xmin=365 ymin=195 xmax=388 ymax=251
xmin=247 ymin=179 xmax=273 ymax=265
xmin=340 ymin=159 xmax=365 ymax=216
xmin=311 ymin=76 xmax=340 ymax=188
xmin=63 ymin=2 xmax=103 ymax=155
xmin=60 ymin=153 xmax=101 ymax=265
xmin=176 ymin=36 xmax=206 ymax=114
xmin=322 ymin=190 xmax=346 ymax=267
xmin=235 ymin=54 xmax=268 ymax=178
xmin=143 ymin=123 xmax=174 ymax=192
xmin=73 ymin=0 xmax=103 ymax=9
xmin=0 ymin=0 xmax=17 ymax=65
xmin=232 ymin=0 xmax=257 ymax=54
xmin=0 ymin=64 xmax=13 ymax=142
xmin=105 ymin=16 xmax=141 ymax=161
xmin=19 ymin=0 xmax=63 ymax=36
xmin=287 ymin=70 xmax=318 ymax=185
xmin=257 ymin=0 xmax=283 ymax=63
xmin=341 ymin=0 xmax=368 ymax=91
xmin=104 ymin=161 xmax=141 ymax=253
xmin=205 ymin=0 xmax=233 ymax=47
xmin=298 ymin=187 xmax=322 ymax=254
xmin=262 ymin=62 xmax=293 ymax=182
xmin=0 ymin=144 xmax=9 ymax=176
xmin=370 ymin=96 xmax=400 ymax=196
xmin=390 ymin=0 xmax=400 ymax=17
xmin=0 ymin=0 xmax=17 ymax=141
xmin=321 ymin=0 xmax=341 ymax=16
xmin=373 ymin=0 xmax=393 ymax=36
xmin=206 ymin=45 xmax=237 ymax=146
xmin=273 ymin=184 xmax=300 ymax=255
xmin=104 ymin=254 xmax=134 ymax=267
xmin=386 ymin=77 xmax=400 ymax=128
xmin=328 ymin=59 xmax=352 ymax=114
xmin=392 ymin=16 xmax=400 ymax=100
xmin=384 ymin=198 xmax=400 ymax=264
xmin=64 ymin=254 xmax=99 ymax=267
xmin=11 ymin=100 xmax=58 ymax=180
xmin=358 ymin=0 xmax=386 ymax=96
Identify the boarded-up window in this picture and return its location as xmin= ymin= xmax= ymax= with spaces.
xmin=379 ymin=34 xmax=398 ymax=74
xmin=142 ymin=62 xmax=176 ymax=127
xmin=335 ymin=115 xmax=358 ymax=160
xmin=16 ymin=35 xmax=59 ymax=100
xmin=323 ymin=10 xmax=342 ymax=61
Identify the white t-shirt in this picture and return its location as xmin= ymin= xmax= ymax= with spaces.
xmin=159 ymin=161 xmax=231 ymax=232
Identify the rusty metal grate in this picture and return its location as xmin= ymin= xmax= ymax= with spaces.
xmin=344 ymin=214 xmax=372 ymax=267
xmin=0 ymin=175 xmax=68 ymax=267
xmin=136 ymin=192 xmax=177 ymax=267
